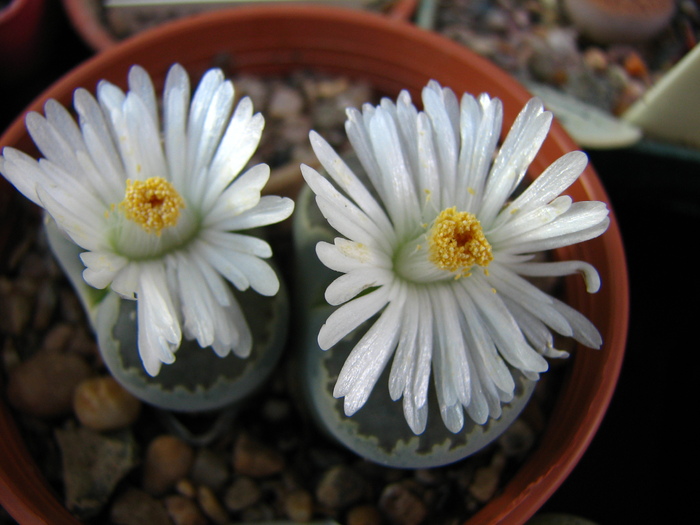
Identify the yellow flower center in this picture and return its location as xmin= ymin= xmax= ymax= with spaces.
xmin=119 ymin=177 xmax=185 ymax=235
xmin=428 ymin=207 xmax=493 ymax=278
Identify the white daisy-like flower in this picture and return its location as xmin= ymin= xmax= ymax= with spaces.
xmin=301 ymin=81 xmax=609 ymax=435
xmin=0 ymin=63 xmax=294 ymax=376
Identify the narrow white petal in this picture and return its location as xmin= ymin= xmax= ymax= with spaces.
xmin=201 ymin=229 xmax=272 ymax=259
xmin=368 ymin=109 xmax=420 ymax=231
xmin=211 ymin=195 xmax=294 ymax=232
xmin=189 ymin=80 xmax=235 ymax=203
xmin=466 ymin=277 xmax=549 ymax=373
xmin=478 ymin=98 xmax=553 ymax=227
xmin=509 ymin=259 xmax=601 ymax=293
xmin=128 ymin=65 xmax=159 ymax=130
xmin=301 ymin=164 xmax=388 ymax=247
xmin=136 ymin=263 xmax=182 ymax=376
xmin=80 ymin=251 xmax=128 ymax=289
xmin=334 ymin=288 xmax=404 ymax=415
xmin=223 ymin=251 xmax=280 ymax=296
xmin=162 ymin=63 xmax=190 ymax=190
xmin=318 ymin=285 xmax=391 ymax=350
xmin=455 ymin=283 xmax=516 ymax=394
xmin=325 ymin=267 xmax=392 ymax=306
xmin=205 ymin=163 xmax=269 ymax=225
xmin=316 ymin=239 xmax=391 ymax=274
xmin=308 ymin=131 xmax=394 ymax=240
xmin=495 ymin=151 xmax=587 ymax=226
xmin=203 ymin=98 xmax=264 ymax=209
xmin=551 ymin=296 xmax=603 ymax=349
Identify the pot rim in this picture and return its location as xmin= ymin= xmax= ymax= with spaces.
xmin=0 ymin=5 xmax=629 ymax=525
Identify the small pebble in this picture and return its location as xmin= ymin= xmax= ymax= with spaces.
xmin=316 ymin=464 xmax=367 ymax=511
xmin=110 ymin=487 xmax=171 ymax=525
xmin=0 ymin=277 xmax=33 ymax=335
xmin=56 ymin=425 xmax=139 ymax=519
xmin=73 ymin=376 xmax=141 ymax=431
xmin=469 ymin=453 xmax=507 ymax=504
xmin=224 ymin=475 xmax=262 ymax=511
xmin=6 ymin=350 xmax=92 ymax=418
xmin=283 ymin=488 xmax=314 ymax=522
xmin=233 ymin=433 xmax=285 ymax=478
xmin=197 ymin=485 xmax=229 ymax=525
xmin=164 ymin=494 xmax=207 ymax=525
xmin=190 ymin=448 xmax=229 ymax=491
xmin=378 ymin=481 xmax=428 ymax=525
xmin=347 ymin=504 xmax=384 ymax=525
xmin=623 ymin=51 xmax=649 ymax=79
xmin=498 ymin=419 xmax=536 ymax=457
xmin=41 ymin=323 xmax=74 ymax=353
xmin=267 ymin=83 xmax=305 ymax=120
xmin=176 ymin=478 xmax=198 ymax=498
xmin=142 ymin=435 xmax=195 ymax=496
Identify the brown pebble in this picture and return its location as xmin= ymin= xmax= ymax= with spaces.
xmin=164 ymin=494 xmax=207 ymax=525
xmin=41 ymin=322 xmax=74 ymax=352
xmin=469 ymin=453 xmax=507 ymax=504
xmin=623 ymin=51 xmax=649 ymax=78
xmin=233 ymin=433 xmax=285 ymax=478
xmin=197 ymin=485 xmax=229 ymax=525
xmin=316 ymin=464 xmax=367 ymax=510
xmin=176 ymin=478 xmax=197 ymax=498
xmin=190 ymin=448 xmax=229 ymax=491
xmin=6 ymin=350 xmax=92 ymax=418
xmin=73 ymin=376 xmax=141 ymax=431
xmin=497 ymin=419 xmax=536 ymax=457
xmin=284 ymin=488 xmax=314 ymax=522
xmin=142 ymin=435 xmax=194 ymax=496
xmin=223 ymin=475 xmax=262 ymax=511
xmin=378 ymin=481 xmax=427 ymax=525
xmin=0 ymin=277 xmax=33 ymax=335
xmin=110 ymin=487 xmax=171 ymax=525
xmin=347 ymin=504 xmax=384 ymax=525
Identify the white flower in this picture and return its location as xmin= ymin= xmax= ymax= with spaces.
xmin=301 ymin=81 xmax=609 ymax=435
xmin=0 ymin=64 xmax=294 ymax=376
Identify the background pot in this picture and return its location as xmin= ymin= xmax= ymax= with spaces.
xmin=0 ymin=0 xmax=47 ymax=78
xmin=0 ymin=5 xmax=628 ymax=524
xmin=61 ymin=0 xmax=419 ymax=52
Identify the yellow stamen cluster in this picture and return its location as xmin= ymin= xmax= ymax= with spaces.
xmin=428 ymin=207 xmax=493 ymax=278
xmin=120 ymin=177 xmax=185 ymax=235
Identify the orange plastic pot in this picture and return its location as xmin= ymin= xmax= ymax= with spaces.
xmin=0 ymin=5 xmax=628 ymax=524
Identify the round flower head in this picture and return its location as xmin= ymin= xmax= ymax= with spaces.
xmin=301 ymin=81 xmax=609 ymax=435
xmin=0 ymin=64 xmax=294 ymax=376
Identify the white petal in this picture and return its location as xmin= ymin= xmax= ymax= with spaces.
xmin=334 ymin=288 xmax=404 ymax=415
xmin=203 ymin=98 xmax=264 ymax=209
xmin=211 ymin=195 xmax=294 ymax=232
xmin=162 ymin=63 xmax=190 ymax=190
xmin=318 ymin=285 xmax=391 ymax=350
xmin=496 ymin=151 xmax=587 ymax=226
xmin=136 ymin=262 xmax=182 ymax=376
xmin=509 ymin=259 xmax=601 ymax=293
xmin=205 ymin=163 xmax=269 ymax=225
xmin=80 ymin=251 xmax=128 ymax=289
xmin=325 ymin=267 xmax=392 ymax=306
xmin=478 ymin=98 xmax=553 ymax=227
xmin=128 ymin=65 xmax=159 ymax=130
xmin=368 ymin=109 xmax=420 ymax=232
xmin=308 ymin=131 xmax=394 ymax=240
xmin=316 ymin=239 xmax=391 ymax=274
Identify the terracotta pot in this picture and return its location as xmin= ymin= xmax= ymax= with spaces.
xmin=0 ymin=0 xmax=46 ymax=77
xmin=0 ymin=5 xmax=628 ymax=524
xmin=61 ymin=0 xmax=419 ymax=52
